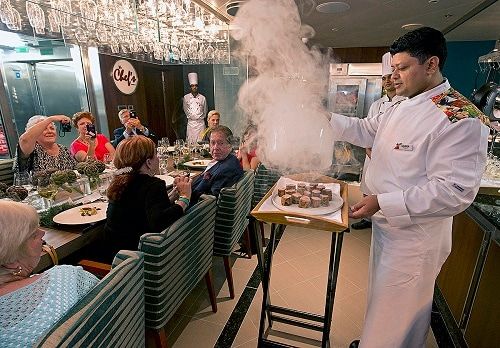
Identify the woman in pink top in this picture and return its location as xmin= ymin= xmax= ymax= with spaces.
xmin=70 ymin=112 xmax=115 ymax=162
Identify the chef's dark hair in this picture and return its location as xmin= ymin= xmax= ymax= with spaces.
xmin=390 ymin=27 xmax=447 ymax=71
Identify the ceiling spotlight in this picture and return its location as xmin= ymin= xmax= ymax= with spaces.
xmin=316 ymin=2 xmax=350 ymax=14
xmin=428 ymin=0 xmax=439 ymax=3
xmin=444 ymin=14 xmax=453 ymax=18
xmin=401 ymin=23 xmax=424 ymax=30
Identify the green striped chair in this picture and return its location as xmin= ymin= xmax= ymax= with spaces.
xmin=252 ymin=164 xmax=281 ymax=208
xmin=138 ymin=195 xmax=218 ymax=347
xmin=0 ymin=159 xmax=14 ymax=185
xmin=214 ymin=170 xmax=255 ymax=299
xmin=251 ymin=164 xmax=281 ymax=243
xmin=36 ymin=250 xmax=145 ymax=348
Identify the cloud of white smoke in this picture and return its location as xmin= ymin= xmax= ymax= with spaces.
xmin=232 ymin=0 xmax=333 ymax=173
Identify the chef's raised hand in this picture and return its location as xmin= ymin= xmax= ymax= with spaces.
xmin=349 ymin=195 xmax=380 ymax=219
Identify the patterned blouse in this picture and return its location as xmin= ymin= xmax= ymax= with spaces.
xmin=0 ymin=265 xmax=98 ymax=347
xmin=13 ymin=143 xmax=77 ymax=174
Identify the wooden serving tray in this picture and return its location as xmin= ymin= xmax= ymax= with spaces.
xmin=251 ymin=173 xmax=349 ymax=232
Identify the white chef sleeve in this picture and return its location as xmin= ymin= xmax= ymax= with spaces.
xmin=378 ymin=118 xmax=488 ymax=227
xmin=329 ymin=112 xmax=379 ymax=148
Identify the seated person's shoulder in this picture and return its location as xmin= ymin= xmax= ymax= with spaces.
xmin=47 ymin=264 xmax=99 ymax=285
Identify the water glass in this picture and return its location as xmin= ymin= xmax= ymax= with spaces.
xmin=174 ymin=139 xmax=184 ymax=150
xmin=14 ymin=171 xmax=33 ymax=192
xmin=161 ymin=137 xmax=170 ymax=147
xmin=159 ymin=159 xmax=169 ymax=175
xmin=172 ymin=151 xmax=181 ymax=169
xmin=103 ymin=153 xmax=113 ymax=165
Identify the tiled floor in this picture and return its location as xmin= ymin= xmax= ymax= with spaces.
xmin=160 ymin=185 xmax=439 ymax=348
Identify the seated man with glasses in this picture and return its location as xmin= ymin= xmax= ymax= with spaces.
xmin=190 ymin=125 xmax=243 ymax=204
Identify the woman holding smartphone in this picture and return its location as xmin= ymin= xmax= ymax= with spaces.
xmin=70 ymin=111 xmax=115 ymax=162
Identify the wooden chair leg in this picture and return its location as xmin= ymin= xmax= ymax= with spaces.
xmin=204 ymin=269 xmax=218 ymax=313
xmin=244 ymin=227 xmax=253 ymax=259
xmin=259 ymin=221 xmax=265 ymax=246
xmin=223 ymin=255 xmax=235 ymax=299
xmin=147 ymin=327 xmax=168 ymax=348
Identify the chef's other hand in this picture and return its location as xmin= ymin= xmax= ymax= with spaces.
xmin=349 ymin=195 xmax=380 ymax=219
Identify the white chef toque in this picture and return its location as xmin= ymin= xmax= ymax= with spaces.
xmin=382 ymin=52 xmax=392 ymax=76
xmin=188 ymin=72 xmax=198 ymax=85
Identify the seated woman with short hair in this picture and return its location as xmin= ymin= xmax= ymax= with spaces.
xmin=104 ymin=136 xmax=192 ymax=260
xmin=70 ymin=111 xmax=115 ymax=162
xmin=13 ymin=115 xmax=77 ymax=174
xmin=0 ymin=201 xmax=98 ymax=346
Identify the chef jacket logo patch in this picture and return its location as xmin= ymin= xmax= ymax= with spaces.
xmin=394 ymin=143 xmax=413 ymax=151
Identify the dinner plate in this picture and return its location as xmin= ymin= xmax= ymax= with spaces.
xmin=53 ymin=203 xmax=108 ymax=225
xmin=155 ymin=175 xmax=175 ymax=187
xmin=271 ymin=178 xmax=343 ymax=216
xmin=183 ymin=159 xmax=212 ymax=169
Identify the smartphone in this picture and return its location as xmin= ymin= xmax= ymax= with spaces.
xmin=129 ymin=110 xmax=138 ymax=119
xmin=86 ymin=124 xmax=97 ymax=139
xmin=60 ymin=121 xmax=72 ymax=133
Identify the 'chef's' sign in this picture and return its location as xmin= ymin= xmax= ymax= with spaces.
xmin=112 ymin=59 xmax=138 ymax=95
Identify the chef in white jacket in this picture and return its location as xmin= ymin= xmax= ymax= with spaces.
xmin=183 ymin=72 xmax=207 ymax=143
xmin=330 ymin=27 xmax=490 ymax=348
xmin=353 ymin=52 xmax=407 ymax=230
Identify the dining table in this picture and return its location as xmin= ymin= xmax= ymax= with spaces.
xmin=35 ymin=221 xmax=105 ymax=273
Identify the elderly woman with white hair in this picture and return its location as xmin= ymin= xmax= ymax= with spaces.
xmin=13 ymin=114 xmax=77 ymax=174
xmin=0 ymin=201 xmax=98 ymax=346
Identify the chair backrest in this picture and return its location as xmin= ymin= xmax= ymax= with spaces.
xmin=213 ymin=170 xmax=255 ymax=256
xmin=36 ymin=250 xmax=145 ymax=348
xmin=0 ymin=159 xmax=14 ymax=186
xmin=252 ymin=163 xmax=280 ymax=208
xmin=138 ymin=195 xmax=217 ymax=330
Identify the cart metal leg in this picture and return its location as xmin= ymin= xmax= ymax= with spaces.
xmin=255 ymin=224 xmax=347 ymax=348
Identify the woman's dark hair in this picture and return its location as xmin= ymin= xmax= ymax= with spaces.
xmin=390 ymin=27 xmax=447 ymax=70
xmin=107 ymin=136 xmax=155 ymax=201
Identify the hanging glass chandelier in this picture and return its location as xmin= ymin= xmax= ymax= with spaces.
xmin=0 ymin=0 xmax=231 ymax=64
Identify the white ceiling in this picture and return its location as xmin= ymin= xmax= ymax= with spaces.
xmin=200 ymin=0 xmax=500 ymax=47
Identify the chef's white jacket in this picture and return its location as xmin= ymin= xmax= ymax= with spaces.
xmin=360 ymin=94 xmax=406 ymax=194
xmin=183 ymin=93 xmax=207 ymax=143
xmin=330 ymin=79 xmax=489 ymax=347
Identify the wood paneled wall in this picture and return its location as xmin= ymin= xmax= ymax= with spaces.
xmin=98 ymin=54 xmax=185 ymax=142
xmin=329 ymin=46 xmax=390 ymax=63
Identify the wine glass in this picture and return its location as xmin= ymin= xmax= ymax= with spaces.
xmin=97 ymin=173 xmax=111 ymax=199
xmin=103 ymin=153 xmax=114 ymax=165
xmin=172 ymin=150 xmax=181 ymax=169
xmin=182 ymin=144 xmax=190 ymax=159
xmin=37 ymin=183 xmax=59 ymax=209
xmin=14 ymin=172 xmax=33 ymax=193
